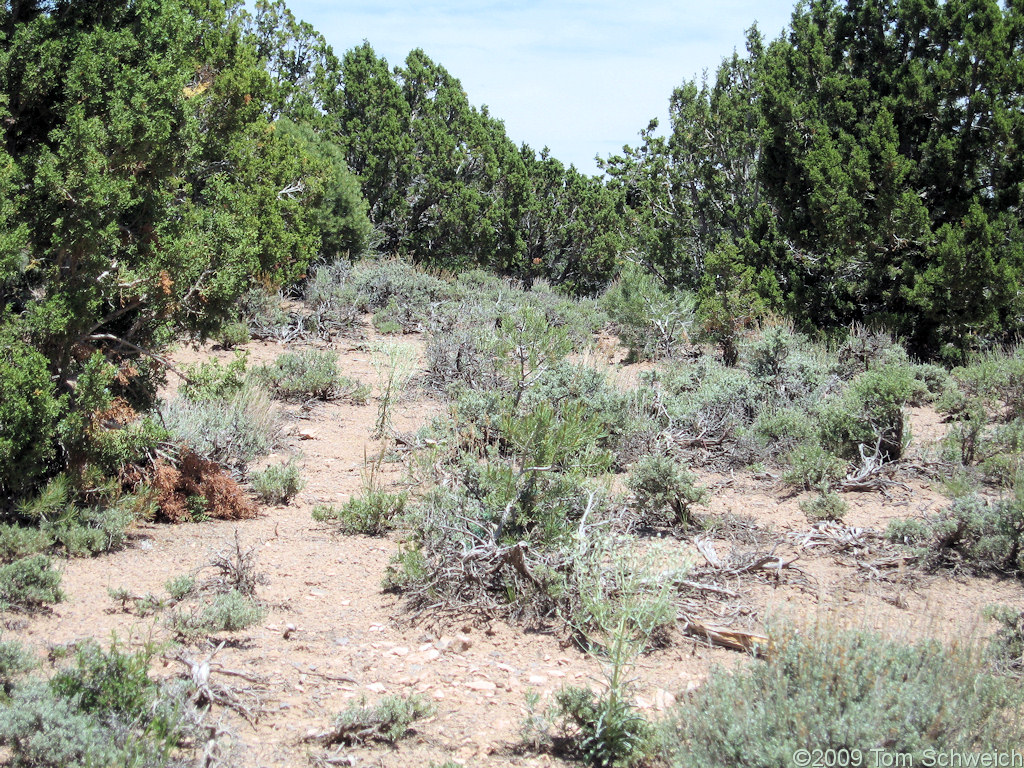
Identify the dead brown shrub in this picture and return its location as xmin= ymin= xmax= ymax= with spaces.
xmin=153 ymin=451 xmax=257 ymax=522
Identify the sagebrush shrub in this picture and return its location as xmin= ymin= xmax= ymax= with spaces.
xmin=0 ymin=639 xmax=35 ymax=692
xmin=170 ymin=589 xmax=267 ymax=640
xmin=249 ymin=459 xmax=304 ymax=505
xmin=799 ymin=491 xmax=849 ymax=521
xmin=627 ymin=454 xmax=707 ymax=527
xmin=161 ymin=381 xmax=280 ymax=468
xmin=781 ymin=443 xmax=846 ymax=490
xmin=0 ymin=555 xmax=64 ymax=610
xmin=886 ymin=493 xmax=1024 ymax=573
xmin=313 ymin=490 xmax=407 ymax=535
xmin=819 ymin=364 xmax=916 ymax=460
xmin=179 ymin=352 xmax=249 ymax=401
xmin=252 ymin=349 xmax=368 ymax=403
xmin=656 ymin=625 xmax=1024 ymax=766
xmin=326 ymin=694 xmax=433 ymax=745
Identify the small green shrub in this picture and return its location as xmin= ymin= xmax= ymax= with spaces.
xmin=655 ymin=625 xmax=1024 ymax=766
xmin=0 ymin=525 xmax=53 ymax=563
xmin=985 ymin=604 xmax=1024 ymax=676
xmin=751 ymin=408 xmax=816 ymax=455
xmin=315 ymin=491 xmax=407 ymax=536
xmin=0 ymin=681 xmax=123 ymax=768
xmin=50 ymin=640 xmax=158 ymax=726
xmin=249 ymin=458 xmax=304 ymax=505
xmin=179 ymin=352 xmax=249 ymax=401
xmin=0 ymin=555 xmax=64 ymax=610
xmin=325 ymin=694 xmax=433 ymax=745
xmin=819 ymin=364 xmax=916 ymax=460
xmin=553 ymin=684 xmax=650 ymax=768
xmin=170 ymin=589 xmax=267 ymax=640
xmin=627 ymin=454 xmax=707 ymax=527
xmin=886 ymin=493 xmax=1024 ymax=574
xmin=781 ymin=443 xmax=846 ymax=490
xmin=0 ymin=640 xmax=191 ymax=768
xmin=348 ymin=258 xmax=455 ymax=326
xmin=164 ymin=575 xmax=196 ymax=602
xmin=600 ymin=263 xmax=694 ymax=362
xmin=885 ymin=516 xmax=932 ymax=546
xmin=216 ymin=321 xmax=250 ymax=350
xmin=161 ymin=381 xmax=280 ymax=468
xmin=269 ymin=351 xmax=364 ymax=402
xmin=0 ymin=639 xmax=35 ymax=692
xmin=252 ymin=349 xmax=368 ymax=403
xmin=799 ymin=491 xmax=849 ymax=521
xmin=372 ymin=299 xmax=406 ymax=334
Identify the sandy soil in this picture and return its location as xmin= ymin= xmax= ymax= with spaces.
xmin=5 ymin=331 xmax=1023 ymax=767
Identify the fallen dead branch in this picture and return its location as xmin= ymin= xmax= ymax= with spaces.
xmin=678 ymin=616 xmax=770 ymax=656
xmin=694 ymin=538 xmax=801 ymax=577
xmin=170 ymin=641 xmax=271 ymax=726
xmin=789 ymin=521 xmax=882 ymax=553
xmin=839 ymin=443 xmax=912 ymax=493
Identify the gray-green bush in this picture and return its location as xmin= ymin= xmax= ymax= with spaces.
xmin=656 ymin=626 xmax=1024 ymax=767
xmin=249 ymin=458 xmax=304 ymax=505
xmin=252 ymin=349 xmax=368 ymax=403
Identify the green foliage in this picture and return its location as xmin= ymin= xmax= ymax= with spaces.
xmin=161 ymin=382 xmax=280 ymax=468
xmin=249 ymin=459 xmax=304 ymax=505
xmin=819 ymin=365 xmax=915 ymax=461
xmin=758 ymin=1 xmax=1024 ymax=355
xmin=0 ymin=681 xmax=125 ymax=768
xmin=886 ymin=493 xmax=1024 ymax=574
xmin=600 ymin=263 xmax=694 ymax=361
xmin=0 ymin=0 xmax=358 ymax=498
xmin=348 ymin=259 xmax=456 ymax=330
xmin=985 ymin=604 xmax=1024 ymax=677
xmin=0 ymin=555 xmax=64 ymax=611
xmin=781 ymin=443 xmax=847 ymax=491
xmin=751 ymin=408 xmax=816 ymax=456
xmin=164 ymin=575 xmax=196 ymax=602
xmin=0 ymin=525 xmax=53 ymax=564
xmin=552 ymin=684 xmax=650 ymax=768
xmin=325 ymin=694 xmax=433 ymax=745
xmin=179 ymin=353 xmax=249 ymax=402
xmin=627 ymin=454 xmax=707 ymax=527
xmin=314 ymin=491 xmax=407 ymax=536
xmin=273 ymin=118 xmax=372 ymax=261
xmin=252 ymin=349 xmax=368 ymax=403
xmin=697 ymin=241 xmax=770 ymax=366
xmin=51 ymin=640 xmax=159 ymax=728
xmin=215 ymin=321 xmax=250 ymax=350
xmin=0 ymin=339 xmax=64 ymax=497
xmin=0 ymin=639 xmax=36 ymax=693
xmin=0 ymin=639 xmax=190 ymax=768
xmin=656 ymin=625 xmax=1024 ymax=766
xmin=170 ymin=590 xmax=267 ymax=640
xmin=5 ymin=476 xmax=135 ymax=558
xmin=799 ymin=491 xmax=849 ymax=522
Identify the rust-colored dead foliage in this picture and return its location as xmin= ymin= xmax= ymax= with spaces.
xmin=153 ymin=450 xmax=257 ymax=523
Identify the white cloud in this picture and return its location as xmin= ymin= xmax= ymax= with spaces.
xmin=284 ymin=0 xmax=796 ymax=174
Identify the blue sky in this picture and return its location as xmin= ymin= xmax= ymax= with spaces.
xmin=284 ymin=1 xmax=797 ymax=176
